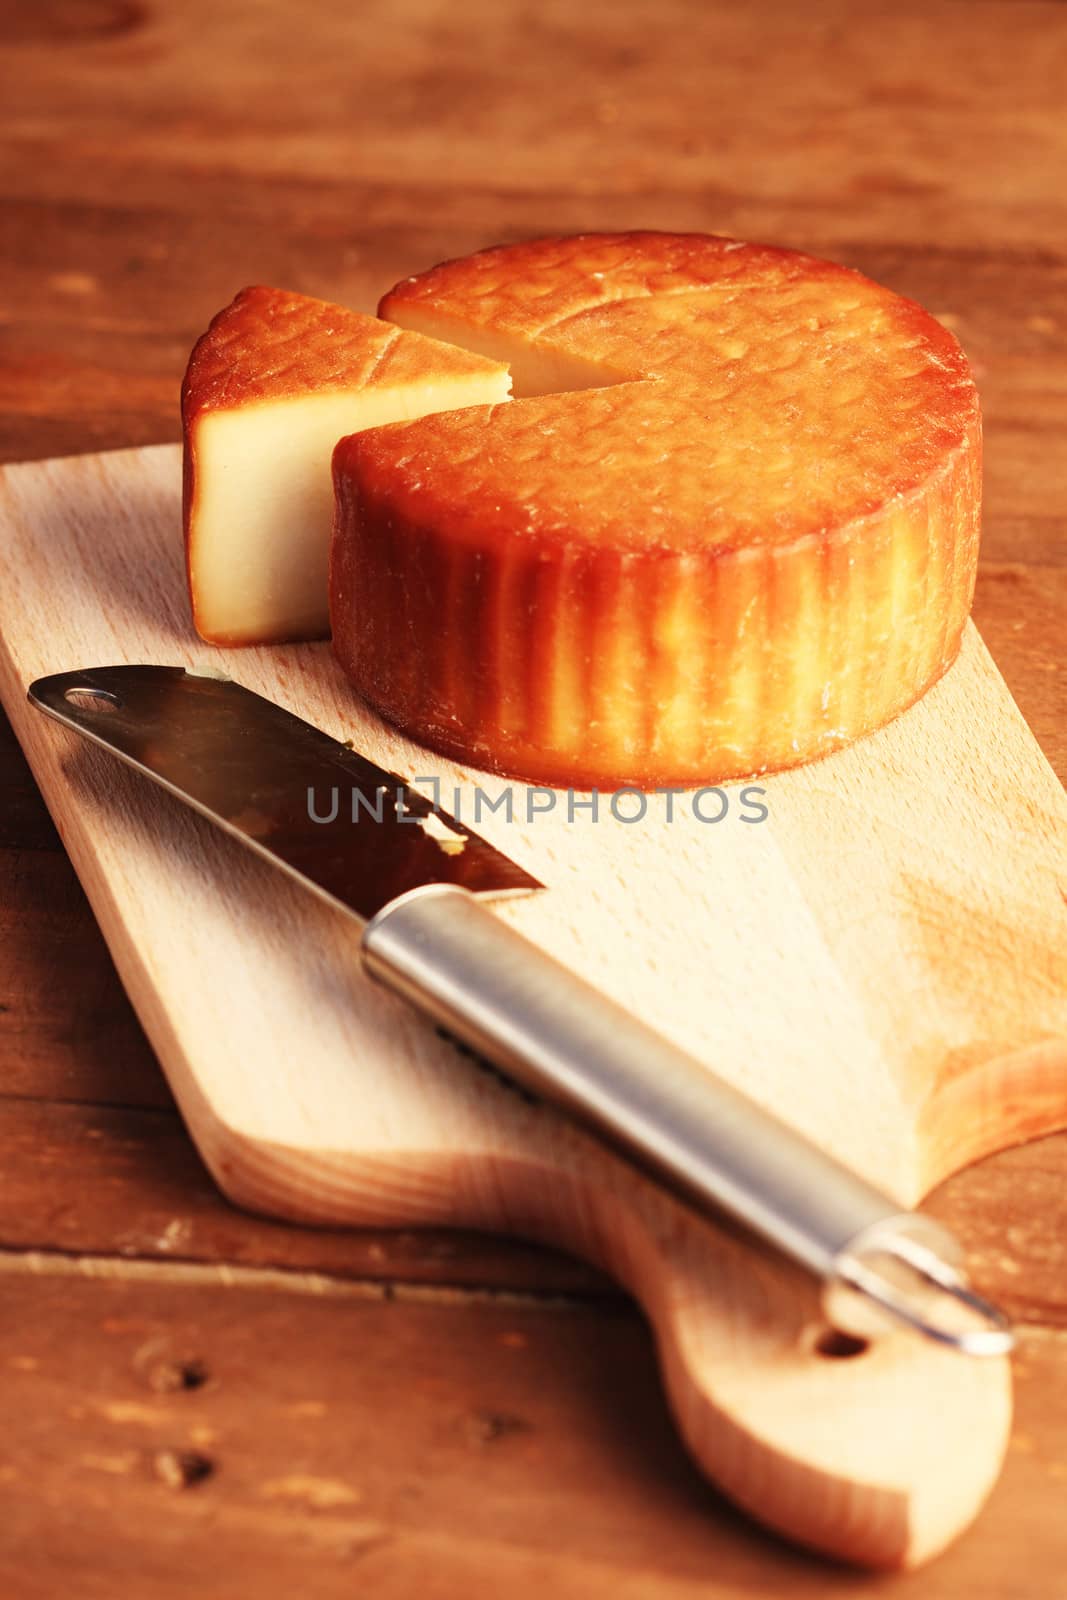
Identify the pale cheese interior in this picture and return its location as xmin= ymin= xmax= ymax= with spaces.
xmin=382 ymin=305 xmax=630 ymax=398
xmin=191 ymin=372 xmax=511 ymax=644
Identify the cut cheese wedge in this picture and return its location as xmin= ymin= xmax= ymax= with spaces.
xmin=331 ymin=231 xmax=981 ymax=787
xmin=182 ymin=286 xmax=511 ymax=644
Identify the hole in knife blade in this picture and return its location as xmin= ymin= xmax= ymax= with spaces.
xmin=64 ymin=686 xmax=121 ymax=712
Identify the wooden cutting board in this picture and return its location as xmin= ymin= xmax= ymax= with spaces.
xmin=1 ymin=445 xmax=1065 ymax=1570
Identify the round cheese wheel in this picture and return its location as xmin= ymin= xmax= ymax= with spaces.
xmin=331 ymin=232 xmax=980 ymax=787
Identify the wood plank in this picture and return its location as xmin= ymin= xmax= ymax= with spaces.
xmin=0 ymin=1099 xmax=606 ymax=1296
xmin=0 ymin=709 xmax=60 ymax=851
xmin=0 ymin=1260 xmax=1064 ymax=1600
xmin=1 ymin=199 xmax=1064 ymax=475
xmin=973 ymin=567 xmax=1067 ymax=780
xmin=2 ymin=0 xmax=1066 ymax=258
xmin=926 ymin=1137 xmax=1067 ymax=1331
xmin=0 ymin=843 xmax=170 ymax=1108
xmin=2 ymin=2 xmax=1065 ymax=482
xmin=5 ymin=1094 xmax=1066 ymax=1326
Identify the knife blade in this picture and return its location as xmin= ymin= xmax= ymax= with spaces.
xmin=29 ymin=664 xmax=1013 ymax=1356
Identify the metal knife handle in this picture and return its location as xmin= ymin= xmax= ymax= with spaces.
xmin=363 ymin=884 xmax=1013 ymax=1355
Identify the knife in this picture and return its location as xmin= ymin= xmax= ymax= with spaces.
xmin=29 ymin=664 xmax=1013 ymax=1356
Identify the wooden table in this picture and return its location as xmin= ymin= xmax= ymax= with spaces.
xmin=1 ymin=2 xmax=1064 ymax=1593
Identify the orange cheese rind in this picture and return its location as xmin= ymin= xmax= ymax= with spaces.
xmin=331 ymin=232 xmax=981 ymax=787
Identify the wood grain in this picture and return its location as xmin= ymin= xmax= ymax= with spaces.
xmin=3 ymin=1093 xmax=1061 ymax=1328
xmin=1 ymin=1260 xmax=1065 ymax=1600
xmin=2 ymin=444 xmax=1065 ymax=1567
xmin=0 ymin=1097 xmax=606 ymax=1295
xmin=1 ymin=0 xmax=1065 ymax=1593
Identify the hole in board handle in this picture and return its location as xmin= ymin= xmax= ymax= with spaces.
xmin=63 ymin=686 xmax=121 ymax=713
xmin=814 ymin=1328 xmax=869 ymax=1360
